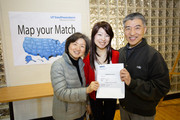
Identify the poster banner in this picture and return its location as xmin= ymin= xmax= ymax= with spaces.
xmin=9 ymin=12 xmax=81 ymax=66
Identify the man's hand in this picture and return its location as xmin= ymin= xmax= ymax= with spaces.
xmin=120 ymin=68 xmax=131 ymax=86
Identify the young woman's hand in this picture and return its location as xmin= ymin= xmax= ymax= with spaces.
xmin=86 ymin=81 xmax=99 ymax=93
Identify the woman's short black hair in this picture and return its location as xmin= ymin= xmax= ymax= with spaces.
xmin=65 ymin=32 xmax=90 ymax=57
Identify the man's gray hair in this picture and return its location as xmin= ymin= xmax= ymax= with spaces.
xmin=123 ymin=12 xmax=146 ymax=27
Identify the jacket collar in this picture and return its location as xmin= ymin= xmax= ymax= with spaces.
xmin=62 ymin=53 xmax=84 ymax=69
xmin=125 ymin=38 xmax=147 ymax=50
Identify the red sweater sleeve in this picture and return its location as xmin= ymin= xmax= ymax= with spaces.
xmin=83 ymin=54 xmax=96 ymax=100
xmin=83 ymin=54 xmax=95 ymax=86
xmin=83 ymin=55 xmax=90 ymax=86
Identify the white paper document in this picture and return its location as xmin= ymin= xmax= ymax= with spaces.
xmin=96 ymin=63 xmax=125 ymax=99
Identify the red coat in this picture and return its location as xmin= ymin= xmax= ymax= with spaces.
xmin=83 ymin=50 xmax=119 ymax=100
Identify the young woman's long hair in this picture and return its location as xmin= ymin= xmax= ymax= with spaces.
xmin=90 ymin=21 xmax=114 ymax=69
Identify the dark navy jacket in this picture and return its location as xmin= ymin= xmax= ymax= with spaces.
xmin=119 ymin=38 xmax=170 ymax=116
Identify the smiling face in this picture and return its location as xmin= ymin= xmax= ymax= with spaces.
xmin=68 ymin=38 xmax=86 ymax=60
xmin=124 ymin=18 xmax=147 ymax=47
xmin=94 ymin=27 xmax=110 ymax=50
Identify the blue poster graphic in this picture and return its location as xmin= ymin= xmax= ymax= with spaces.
xmin=23 ymin=37 xmax=65 ymax=63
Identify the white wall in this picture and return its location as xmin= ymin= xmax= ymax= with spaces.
xmin=0 ymin=0 xmax=90 ymax=119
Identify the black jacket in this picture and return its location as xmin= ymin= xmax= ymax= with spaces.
xmin=119 ymin=38 xmax=170 ymax=116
